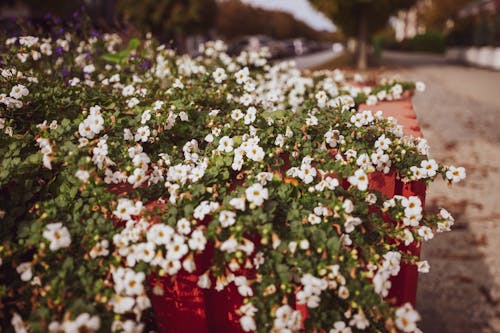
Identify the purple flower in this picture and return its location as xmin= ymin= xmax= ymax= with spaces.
xmin=140 ymin=60 xmax=152 ymax=70
xmin=55 ymin=46 xmax=64 ymax=56
xmin=61 ymin=69 xmax=70 ymax=77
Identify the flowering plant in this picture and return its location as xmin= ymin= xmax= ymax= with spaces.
xmin=0 ymin=27 xmax=464 ymax=333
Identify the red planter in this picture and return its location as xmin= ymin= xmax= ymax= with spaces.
xmin=114 ymin=96 xmax=425 ymax=332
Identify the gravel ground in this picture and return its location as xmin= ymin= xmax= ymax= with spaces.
xmin=379 ymin=51 xmax=500 ymax=333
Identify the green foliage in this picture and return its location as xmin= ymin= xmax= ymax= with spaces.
xmin=407 ymin=30 xmax=446 ymax=53
xmin=116 ymin=0 xmax=217 ymax=39
xmin=0 ymin=20 xmax=461 ymax=333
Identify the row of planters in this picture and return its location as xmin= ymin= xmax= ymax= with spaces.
xmin=0 ymin=23 xmax=464 ymax=333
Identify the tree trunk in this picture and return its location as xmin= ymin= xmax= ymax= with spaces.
xmin=357 ymin=8 xmax=368 ymax=70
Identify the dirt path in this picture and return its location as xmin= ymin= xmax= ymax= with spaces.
xmin=380 ymin=51 xmax=500 ymax=333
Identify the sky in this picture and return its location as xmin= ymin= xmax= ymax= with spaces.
xmin=241 ymin=0 xmax=336 ymax=32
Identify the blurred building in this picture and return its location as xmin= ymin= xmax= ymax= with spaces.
xmin=459 ymin=0 xmax=500 ymax=18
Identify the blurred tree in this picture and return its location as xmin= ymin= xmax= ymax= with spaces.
xmin=216 ymin=0 xmax=340 ymax=41
xmin=310 ymin=0 xmax=416 ymax=69
xmin=18 ymin=0 xmax=80 ymax=17
xmin=115 ymin=0 xmax=217 ymax=48
xmin=418 ymin=0 xmax=471 ymax=31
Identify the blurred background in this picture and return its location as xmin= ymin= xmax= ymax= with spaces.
xmin=1 ymin=0 xmax=500 ymax=70
xmin=1 ymin=1 xmax=499 ymax=333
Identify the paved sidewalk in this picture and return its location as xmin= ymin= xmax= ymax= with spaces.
xmin=380 ymin=51 xmax=500 ymax=333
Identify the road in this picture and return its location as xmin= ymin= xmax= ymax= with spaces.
xmin=289 ymin=49 xmax=342 ymax=69
xmin=379 ymin=51 xmax=500 ymax=333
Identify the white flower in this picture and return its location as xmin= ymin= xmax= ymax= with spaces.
xmin=75 ymin=169 xmax=90 ymax=183
xmin=308 ymin=213 xmax=321 ymax=225
xmin=183 ymin=257 xmax=196 ymax=273
xmin=240 ymin=302 xmax=258 ymax=317
xmin=296 ymin=289 xmax=320 ymax=308
xmin=234 ymin=276 xmax=253 ymax=296
xmin=11 ymin=312 xmax=29 ymax=333
xmin=134 ymin=126 xmax=150 ymax=142
xmin=212 ymin=68 xmax=227 ymax=83
xmin=420 ymin=159 xmax=438 ymax=177
xmin=375 ymin=134 xmax=391 ymax=151
xmin=165 ymin=259 xmax=182 ymax=275
xmin=417 ymin=260 xmax=430 ymax=273
xmin=218 ymin=136 xmax=234 ymax=152
xmin=395 ymin=303 xmax=421 ymax=332
xmin=244 ymin=107 xmax=257 ymax=124
xmin=122 ymin=84 xmax=135 ymax=97
xmin=111 ymin=320 xmax=144 ymax=333
xmin=402 ymin=213 xmax=422 ymax=227
xmin=114 ymin=198 xmax=142 ymax=221
xmin=90 ymin=239 xmax=109 ymax=258
xmin=43 ymin=223 xmax=71 ymax=251
xmin=40 ymin=42 xmax=52 ymax=55
xmin=344 ymin=217 xmax=362 ymax=233
xmin=245 ymin=144 xmax=265 ymax=162
xmin=439 ymin=208 xmax=454 ymax=221
xmin=366 ymin=95 xmax=378 ymax=106
xmin=274 ymin=134 xmax=285 ymax=147
xmin=329 ymin=321 xmax=352 ymax=333
xmin=240 ymin=315 xmax=256 ymax=332
xmin=349 ymin=311 xmax=370 ymax=330
xmin=231 ymin=109 xmax=245 ymax=121
xmin=220 ymin=238 xmax=238 ymax=253
xmin=373 ymin=271 xmax=391 ymax=297
xmin=110 ymin=295 xmax=135 ymax=314
xmin=188 ymin=229 xmax=207 ymax=251
xmin=240 ymin=93 xmax=253 ymax=106
xmin=16 ymin=262 xmax=33 ymax=282
xmin=136 ymin=242 xmax=155 ymax=263
xmin=274 ymin=304 xmax=293 ymax=329
xmin=219 ymin=210 xmax=236 ymax=228
xmin=338 ymin=285 xmax=350 ymax=299
xmin=446 ymin=166 xmax=466 ymax=183
xmin=88 ymin=114 xmax=104 ymax=135
xmin=325 ymin=129 xmax=342 ymax=148
xmin=245 ymin=183 xmax=268 ymax=206
xmin=299 ymin=239 xmax=310 ymax=250
xmin=179 ymin=111 xmax=189 ymax=121
xmin=348 ymin=169 xmax=368 ymax=191
xmin=123 ymin=270 xmax=145 ymax=295
xmin=83 ymin=64 xmax=96 ymax=74
xmin=401 ymin=196 xmax=422 ymax=216
xmin=166 ymin=235 xmax=188 ymax=260
xmin=73 ymin=313 xmax=101 ymax=332
xmin=173 ymin=78 xmax=184 ymax=89
xmin=402 ymin=229 xmax=415 ymax=246
xmin=140 ymin=110 xmax=151 ymax=124
xmin=298 ymin=164 xmax=317 ymax=184
xmin=256 ymin=172 xmax=273 ymax=185
xmin=235 ymin=67 xmax=249 ymax=84
xmin=205 ymin=133 xmax=214 ymax=143
xmin=127 ymin=168 xmax=148 ymax=188
xmin=10 ymin=84 xmax=29 ymax=99
xmin=415 ymin=81 xmax=426 ymax=92
xmin=176 ymin=218 xmax=191 ymax=235
xmin=208 ymin=109 xmax=220 ymax=117
xmin=418 ymin=226 xmax=434 ymax=241
xmin=316 ymin=90 xmax=328 ymax=107
xmin=197 ymin=272 xmax=211 ymax=289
